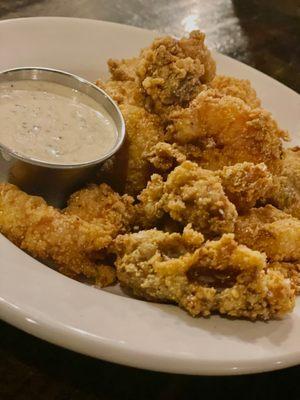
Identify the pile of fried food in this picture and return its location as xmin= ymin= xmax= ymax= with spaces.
xmin=1 ymin=31 xmax=300 ymax=321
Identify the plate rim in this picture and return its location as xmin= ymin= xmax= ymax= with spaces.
xmin=2 ymin=291 xmax=300 ymax=376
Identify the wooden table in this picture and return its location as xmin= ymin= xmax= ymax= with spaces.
xmin=1 ymin=1 xmax=299 ymax=398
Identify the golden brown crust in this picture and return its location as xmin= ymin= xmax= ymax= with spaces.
xmin=137 ymin=161 xmax=274 ymax=233
xmin=282 ymin=147 xmax=300 ymax=191
xmin=145 ymin=142 xmax=187 ymax=172
xmin=1 ymin=30 xmax=297 ymax=321
xmin=99 ymin=105 xmax=165 ymax=196
xmin=0 ymin=183 xmax=115 ymax=285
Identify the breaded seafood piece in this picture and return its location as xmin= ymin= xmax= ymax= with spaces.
xmin=210 ymin=75 xmax=261 ymax=108
xmin=0 ymin=184 xmax=117 ymax=286
xmin=137 ymin=161 xmax=238 ymax=235
xmin=167 ymin=89 xmax=287 ymax=174
xmin=113 ymin=227 xmax=294 ymax=319
xmin=235 ymin=205 xmax=300 ymax=262
xmin=146 ymin=145 xmax=273 ymax=213
xmin=218 ymin=162 xmax=273 ymax=212
xmin=136 ymin=31 xmax=216 ymax=115
xmin=64 ymin=183 xmax=134 ymax=238
xmin=100 ymin=104 xmax=164 ymax=195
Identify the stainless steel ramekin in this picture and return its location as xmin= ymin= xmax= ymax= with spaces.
xmin=0 ymin=67 xmax=125 ymax=207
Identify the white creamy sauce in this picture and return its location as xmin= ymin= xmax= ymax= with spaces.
xmin=0 ymin=80 xmax=117 ymax=164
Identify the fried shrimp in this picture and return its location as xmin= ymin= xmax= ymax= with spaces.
xmin=0 ymin=183 xmax=131 ymax=287
xmin=167 ymin=89 xmax=287 ymax=174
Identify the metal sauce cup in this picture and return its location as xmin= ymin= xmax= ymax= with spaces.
xmin=0 ymin=67 xmax=125 ymax=207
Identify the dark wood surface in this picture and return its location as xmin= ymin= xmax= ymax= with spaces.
xmin=1 ymin=1 xmax=300 ymax=398
xmin=1 ymin=320 xmax=299 ymax=400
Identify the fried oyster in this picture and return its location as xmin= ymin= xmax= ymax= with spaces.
xmin=136 ymin=30 xmax=216 ymax=115
xmin=137 ymin=161 xmax=238 ymax=236
xmin=112 ymin=226 xmax=295 ymax=319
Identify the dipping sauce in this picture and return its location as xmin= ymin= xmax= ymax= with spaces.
xmin=0 ymin=80 xmax=117 ymax=165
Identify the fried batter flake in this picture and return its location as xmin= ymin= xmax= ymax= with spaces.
xmin=96 ymin=79 xmax=144 ymax=108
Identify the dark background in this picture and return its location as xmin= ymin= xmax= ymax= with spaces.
xmin=1 ymin=1 xmax=300 ymax=398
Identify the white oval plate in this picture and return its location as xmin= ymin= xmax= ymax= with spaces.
xmin=0 ymin=17 xmax=300 ymax=376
